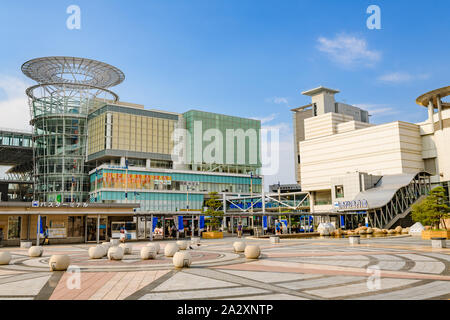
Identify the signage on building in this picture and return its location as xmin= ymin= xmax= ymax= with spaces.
xmin=33 ymin=202 xmax=90 ymax=208
xmin=99 ymin=172 xmax=172 ymax=189
xmin=335 ymin=199 xmax=369 ymax=211
xmin=48 ymin=228 xmax=66 ymax=238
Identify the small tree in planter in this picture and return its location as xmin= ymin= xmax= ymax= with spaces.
xmin=204 ymin=192 xmax=224 ymax=232
xmin=412 ymin=186 xmax=449 ymax=230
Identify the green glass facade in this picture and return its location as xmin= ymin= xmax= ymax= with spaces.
xmin=183 ymin=110 xmax=261 ymax=174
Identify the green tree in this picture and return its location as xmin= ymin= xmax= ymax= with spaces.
xmin=204 ymin=192 xmax=224 ymax=232
xmin=412 ymin=186 xmax=449 ymax=230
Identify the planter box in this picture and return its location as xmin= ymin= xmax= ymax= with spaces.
xmin=202 ymin=232 xmax=223 ymax=239
xmin=422 ymin=230 xmax=450 ymax=240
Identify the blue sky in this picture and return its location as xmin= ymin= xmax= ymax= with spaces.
xmin=0 ymin=0 xmax=449 ymax=186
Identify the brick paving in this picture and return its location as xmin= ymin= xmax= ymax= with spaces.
xmin=0 ymin=236 xmax=448 ymax=300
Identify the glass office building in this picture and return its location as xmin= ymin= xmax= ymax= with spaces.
xmin=87 ymin=104 xmax=262 ymax=214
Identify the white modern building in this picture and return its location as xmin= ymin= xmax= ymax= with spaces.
xmin=292 ymin=86 xmax=450 ymax=229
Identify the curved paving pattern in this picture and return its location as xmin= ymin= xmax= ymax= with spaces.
xmin=0 ymin=237 xmax=448 ymax=300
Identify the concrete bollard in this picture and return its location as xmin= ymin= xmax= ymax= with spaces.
xmin=0 ymin=252 xmax=11 ymax=265
xmin=28 ymin=246 xmax=43 ymax=257
xmin=431 ymin=238 xmax=447 ymax=249
xmin=349 ymin=235 xmax=361 ymax=245
xmin=107 ymin=246 xmax=124 ymax=260
xmin=270 ymin=236 xmax=280 ymax=244
xmin=110 ymin=238 xmax=120 ymax=246
xmin=233 ymin=241 xmax=246 ymax=253
xmin=49 ymin=255 xmax=70 ymax=271
xmin=244 ymin=245 xmax=261 ymax=259
xmin=173 ymin=251 xmax=192 ymax=268
xmin=176 ymin=240 xmax=188 ymax=250
xmin=140 ymin=246 xmax=157 ymax=260
xmin=191 ymin=237 xmax=201 ymax=246
xmin=20 ymin=241 xmax=33 ymax=249
xmin=89 ymin=246 xmax=106 ymax=259
xmin=164 ymin=243 xmax=179 ymax=257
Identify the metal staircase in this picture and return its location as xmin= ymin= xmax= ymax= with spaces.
xmin=367 ymin=172 xmax=431 ymax=229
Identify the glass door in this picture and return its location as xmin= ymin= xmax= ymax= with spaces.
xmin=86 ymin=217 xmax=107 ymax=242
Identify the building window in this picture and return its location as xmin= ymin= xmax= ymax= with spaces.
xmin=424 ymin=158 xmax=437 ymax=176
xmin=68 ymin=216 xmax=83 ymax=237
xmin=7 ymin=216 xmax=21 ymax=240
xmin=335 ymin=185 xmax=344 ymax=199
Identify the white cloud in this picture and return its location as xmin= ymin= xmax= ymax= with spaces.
xmin=377 ymin=72 xmax=430 ymax=84
xmin=317 ymin=34 xmax=381 ymax=67
xmin=251 ymin=113 xmax=279 ymax=124
xmin=0 ymin=75 xmax=32 ymax=131
xmin=265 ymin=97 xmax=289 ymax=105
xmin=354 ymin=103 xmax=397 ymax=116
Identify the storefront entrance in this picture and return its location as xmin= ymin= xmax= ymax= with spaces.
xmin=86 ymin=216 xmax=107 ymax=242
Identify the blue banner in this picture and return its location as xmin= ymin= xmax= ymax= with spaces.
xmin=340 ymin=215 xmax=345 ymax=228
xmin=263 ymin=216 xmax=268 ymax=230
xmin=37 ymin=216 xmax=43 ymax=236
xmin=152 ymin=217 xmax=158 ymax=232
xmin=178 ymin=216 xmax=184 ymax=232
xmin=199 ymin=216 xmax=205 ymax=230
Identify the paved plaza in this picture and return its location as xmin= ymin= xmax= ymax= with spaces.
xmin=0 ymin=235 xmax=449 ymax=300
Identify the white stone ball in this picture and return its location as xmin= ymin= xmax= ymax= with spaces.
xmin=244 ymin=245 xmax=261 ymax=259
xmin=119 ymin=243 xmax=132 ymax=255
xmin=102 ymin=242 xmax=111 ymax=249
xmin=107 ymin=246 xmax=124 ymax=260
xmin=173 ymin=251 xmax=192 ymax=268
xmin=147 ymin=242 xmax=160 ymax=253
xmin=28 ymin=246 xmax=43 ymax=257
xmin=0 ymin=252 xmax=11 ymax=265
xmin=191 ymin=237 xmax=201 ymax=246
xmin=140 ymin=246 xmax=157 ymax=260
xmin=49 ymin=255 xmax=70 ymax=271
xmin=89 ymin=246 xmax=105 ymax=259
xmin=164 ymin=243 xmax=179 ymax=257
xmin=176 ymin=240 xmax=188 ymax=250
xmin=233 ymin=241 xmax=246 ymax=253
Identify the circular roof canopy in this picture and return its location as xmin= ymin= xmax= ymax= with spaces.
xmin=22 ymin=56 xmax=125 ymax=89
xmin=416 ymin=86 xmax=450 ymax=108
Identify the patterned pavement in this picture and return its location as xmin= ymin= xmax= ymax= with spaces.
xmin=0 ymin=236 xmax=448 ymax=300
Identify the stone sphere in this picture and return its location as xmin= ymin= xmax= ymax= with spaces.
xmin=164 ymin=243 xmax=179 ymax=257
xmin=146 ymin=243 xmax=160 ymax=254
xmin=173 ymin=251 xmax=192 ymax=268
xmin=89 ymin=246 xmax=106 ymax=259
xmin=191 ymin=237 xmax=201 ymax=246
xmin=395 ymin=226 xmax=403 ymax=233
xmin=233 ymin=241 xmax=246 ymax=253
xmin=107 ymin=246 xmax=124 ymax=260
xmin=102 ymin=242 xmax=111 ymax=249
xmin=317 ymin=223 xmax=335 ymax=236
xmin=119 ymin=243 xmax=132 ymax=255
xmin=140 ymin=246 xmax=157 ymax=260
xmin=0 ymin=252 xmax=11 ymax=265
xmin=49 ymin=255 xmax=70 ymax=271
xmin=28 ymin=246 xmax=43 ymax=257
xmin=176 ymin=240 xmax=188 ymax=250
xmin=244 ymin=245 xmax=261 ymax=259
xmin=402 ymin=227 xmax=410 ymax=234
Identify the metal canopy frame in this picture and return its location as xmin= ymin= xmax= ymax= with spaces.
xmin=23 ymin=56 xmax=124 ymax=203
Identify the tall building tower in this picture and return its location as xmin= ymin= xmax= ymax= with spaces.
xmin=292 ymin=86 xmax=369 ymax=185
xmin=22 ymin=57 xmax=124 ymax=202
